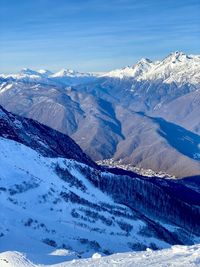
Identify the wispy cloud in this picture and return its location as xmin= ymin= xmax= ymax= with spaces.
xmin=0 ymin=0 xmax=199 ymax=72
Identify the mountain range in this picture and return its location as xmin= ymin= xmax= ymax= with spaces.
xmin=0 ymin=51 xmax=200 ymax=177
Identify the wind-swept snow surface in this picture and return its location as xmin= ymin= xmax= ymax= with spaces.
xmin=0 ymin=244 xmax=200 ymax=267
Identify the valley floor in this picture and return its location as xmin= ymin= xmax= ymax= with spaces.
xmin=0 ymin=244 xmax=200 ymax=267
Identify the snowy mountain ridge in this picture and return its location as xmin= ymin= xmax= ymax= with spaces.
xmin=51 ymin=69 xmax=94 ymax=78
xmin=0 ymin=68 xmax=97 ymax=86
xmin=1 ymin=51 xmax=200 ymax=86
xmin=102 ymin=57 xmax=154 ymax=79
xmin=103 ymin=51 xmax=200 ymax=84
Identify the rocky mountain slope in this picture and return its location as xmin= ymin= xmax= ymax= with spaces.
xmin=0 ymin=52 xmax=199 ymax=177
xmin=0 ymin=105 xmax=95 ymax=168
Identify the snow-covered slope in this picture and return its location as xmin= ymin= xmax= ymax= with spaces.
xmin=0 ymin=137 xmax=176 ymax=263
xmin=0 ymin=137 xmax=140 ymax=254
xmin=1 ymin=244 xmax=200 ymax=267
xmin=0 ymin=136 xmax=200 ymax=266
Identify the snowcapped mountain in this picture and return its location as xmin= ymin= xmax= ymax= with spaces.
xmin=103 ymin=51 xmax=200 ymax=85
xmin=102 ymin=58 xmax=154 ymax=79
xmin=0 ymin=68 xmax=97 ymax=86
xmin=1 ymin=51 xmax=199 ymax=86
xmin=0 ymin=68 xmax=49 ymax=84
xmin=141 ymin=52 xmax=200 ymax=84
xmin=51 ymin=69 xmax=91 ymax=78
xmin=37 ymin=69 xmax=53 ymax=77
xmin=19 ymin=68 xmax=42 ymax=76
xmin=1 ymin=51 xmax=199 ymax=87
xmin=0 ymin=105 xmax=200 ymax=265
xmin=50 ymin=69 xmax=97 ymax=86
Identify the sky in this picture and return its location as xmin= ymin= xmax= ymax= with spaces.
xmin=0 ymin=0 xmax=200 ymax=73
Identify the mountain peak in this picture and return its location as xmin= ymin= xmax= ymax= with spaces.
xmin=164 ymin=51 xmax=188 ymax=62
xmin=102 ymin=57 xmax=154 ymax=79
xmin=136 ymin=58 xmax=152 ymax=65
xmin=171 ymin=51 xmax=185 ymax=56
xmin=19 ymin=68 xmax=40 ymax=76
xmin=51 ymin=68 xmax=93 ymax=79
xmin=37 ymin=69 xmax=53 ymax=76
xmin=52 ymin=68 xmax=78 ymax=77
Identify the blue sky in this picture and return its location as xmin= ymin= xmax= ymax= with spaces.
xmin=0 ymin=0 xmax=200 ymax=73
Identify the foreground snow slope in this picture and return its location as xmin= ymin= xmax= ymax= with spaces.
xmin=1 ymin=136 xmax=200 ymax=266
xmin=1 ymin=136 xmax=181 ymax=264
xmin=1 ymin=136 xmax=200 ymax=264
xmin=0 ymin=244 xmax=200 ymax=267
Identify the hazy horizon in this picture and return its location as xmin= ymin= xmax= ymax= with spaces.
xmin=1 ymin=50 xmax=199 ymax=75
